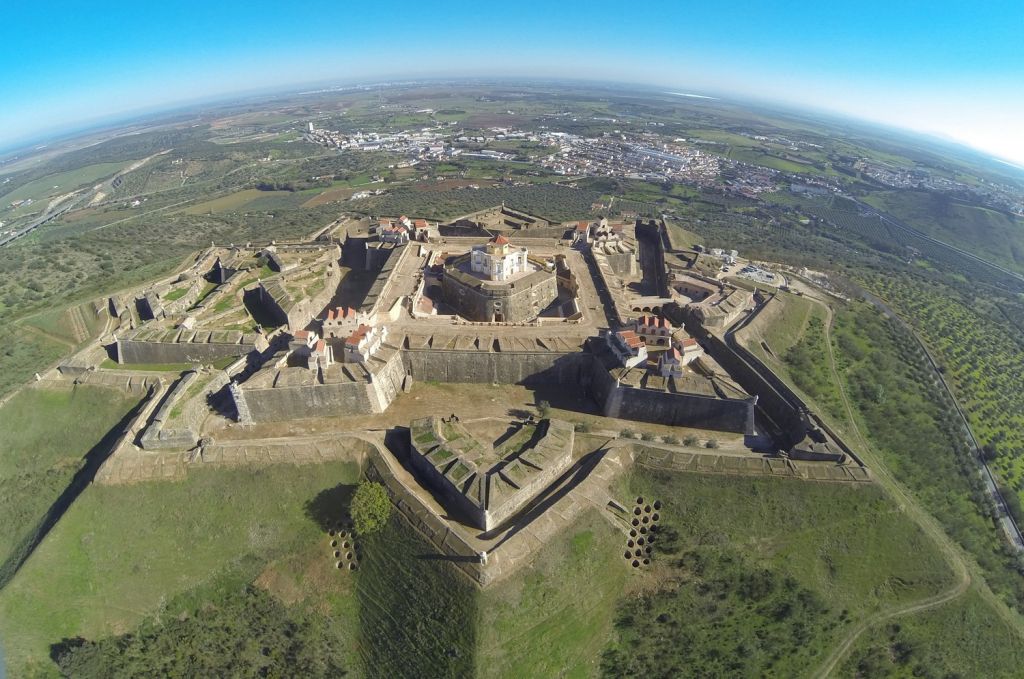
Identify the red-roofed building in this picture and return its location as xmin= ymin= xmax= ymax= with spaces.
xmin=310 ymin=337 xmax=334 ymax=369
xmin=632 ymin=315 xmax=673 ymax=346
xmin=573 ymin=220 xmax=592 ymax=245
xmin=607 ymin=329 xmax=648 ymax=368
xmin=381 ymin=224 xmax=410 ymax=245
xmin=322 ymin=307 xmax=366 ymax=338
xmin=343 ymin=323 xmax=388 ymax=363
xmin=671 ymin=333 xmax=704 ymax=365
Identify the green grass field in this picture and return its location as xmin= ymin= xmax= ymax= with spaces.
xmin=0 ymin=461 xmax=361 ymax=676
xmin=841 ymin=584 xmax=1024 ymax=678
xmin=478 ymin=511 xmax=627 ymax=679
xmin=356 ymin=517 xmax=476 ymax=678
xmin=738 ymin=292 xmax=847 ymax=424
xmin=727 ymin=148 xmax=820 ymax=174
xmin=602 ymin=470 xmax=958 ymax=677
xmin=0 ymin=386 xmax=143 ymax=579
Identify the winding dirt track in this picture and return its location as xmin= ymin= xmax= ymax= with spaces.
xmin=808 ymin=297 xmax=1016 ymax=677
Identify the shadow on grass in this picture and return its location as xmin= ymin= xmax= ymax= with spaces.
xmin=304 ymin=483 xmax=357 ymax=532
xmin=0 ymin=389 xmax=153 ymax=592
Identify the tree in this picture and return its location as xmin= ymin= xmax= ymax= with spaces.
xmin=351 ymin=481 xmax=392 ymax=535
xmin=536 ymin=400 xmax=551 ymax=418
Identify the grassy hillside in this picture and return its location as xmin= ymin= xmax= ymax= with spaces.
xmin=862 ymin=190 xmax=1024 ymax=274
xmin=356 ymin=517 xmax=476 ymax=679
xmin=0 ymin=462 xmax=361 ymax=677
xmin=737 ymin=292 xmax=847 ymax=425
xmin=478 ymin=512 xmax=627 ymax=679
xmin=0 ymin=386 xmax=143 ymax=571
xmin=841 ymin=584 xmax=1024 ymax=678
xmin=602 ymin=471 xmax=956 ymax=677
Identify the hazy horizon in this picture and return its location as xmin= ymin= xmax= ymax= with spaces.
xmin=2 ymin=1 xmax=1022 ymax=165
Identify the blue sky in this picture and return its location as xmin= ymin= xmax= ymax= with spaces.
xmin=2 ymin=1 xmax=1022 ymax=162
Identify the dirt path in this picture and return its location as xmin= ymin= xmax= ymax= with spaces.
xmin=809 ymin=299 xmax=1014 ymax=677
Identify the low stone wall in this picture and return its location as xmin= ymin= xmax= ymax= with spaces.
xmin=140 ymin=371 xmax=200 ymax=450
xmin=71 ymin=370 xmax=162 ymax=395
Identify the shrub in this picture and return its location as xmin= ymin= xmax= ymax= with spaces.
xmin=640 ymin=432 xmax=656 ymax=442
xmin=705 ymin=439 xmax=719 ymax=449
xmin=664 ymin=434 xmax=680 ymax=445
xmin=683 ymin=434 xmax=699 ymax=447
xmin=537 ymin=400 xmax=551 ymax=418
xmin=620 ymin=428 xmax=637 ymax=439
xmin=574 ymin=421 xmax=591 ymax=433
xmin=351 ymin=481 xmax=392 ymax=535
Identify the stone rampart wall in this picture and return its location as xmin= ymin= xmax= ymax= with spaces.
xmin=584 ymin=359 xmax=753 ymax=434
xmin=236 ymin=380 xmax=376 ymax=422
xmin=368 ymin=352 xmax=407 ymax=412
xmin=401 ymin=349 xmax=585 ymax=385
xmin=117 ymin=339 xmax=255 ymax=365
xmin=365 ymin=243 xmax=411 ymax=314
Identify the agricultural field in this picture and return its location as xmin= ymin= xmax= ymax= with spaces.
xmin=864 ymin=275 xmax=1024 ymax=495
xmin=0 ymin=162 xmax=125 ymax=218
xmin=182 ymin=188 xmax=294 ymax=214
xmin=0 ymin=461 xmax=362 ymax=677
xmin=861 ymin=190 xmax=1024 ymax=275
xmin=351 ymin=184 xmax=602 ymax=223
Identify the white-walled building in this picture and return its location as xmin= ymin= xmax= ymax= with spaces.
xmin=344 ymin=324 xmax=388 ymax=363
xmin=607 ymin=329 xmax=648 ymax=368
xmin=631 ymin=315 xmax=673 ymax=347
xmin=673 ymin=335 xmax=704 ymax=364
xmin=470 ymin=234 xmax=529 ymax=281
xmin=322 ymin=307 xmax=370 ymax=339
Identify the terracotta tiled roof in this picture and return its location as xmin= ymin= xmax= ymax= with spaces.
xmin=490 ymin=234 xmax=510 ymax=245
xmin=617 ymin=329 xmax=644 ymax=348
xmin=346 ymin=324 xmax=371 ymax=346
